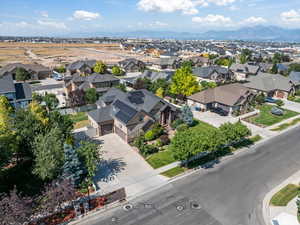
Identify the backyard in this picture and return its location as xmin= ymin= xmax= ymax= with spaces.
xmin=69 ymin=112 xmax=90 ymax=129
xmin=245 ymin=104 xmax=299 ymax=127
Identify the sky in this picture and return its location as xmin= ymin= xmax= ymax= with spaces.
xmin=1 ymin=0 xmax=300 ymax=36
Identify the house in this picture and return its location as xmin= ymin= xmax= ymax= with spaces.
xmin=276 ymin=63 xmax=289 ymax=75
xmin=258 ymin=63 xmax=273 ymax=73
xmin=31 ymin=83 xmax=65 ymax=107
xmin=230 ymin=63 xmax=260 ymax=80
xmin=153 ymin=57 xmax=182 ymax=70
xmin=0 ymin=73 xmax=32 ymax=108
xmin=243 ymin=72 xmax=295 ymax=99
xmin=289 ymin=71 xmax=300 ymax=88
xmin=192 ymin=66 xmax=234 ymax=83
xmin=88 ymin=88 xmax=180 ymax=142
xmin=64 ymin=73 xmax=120 ymax=98
xmin=66 ymin=60 xmax=96 ymax=75
xmin=0 ymin=63 xmax=51 ymax=80
xmin=187 ymin=83 xmax=254 ymax=115
xmin=118 ymin=58 xmax=146 ymax=72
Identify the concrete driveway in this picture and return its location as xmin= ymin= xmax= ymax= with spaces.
xmin=192 ymin=111 xmax=238 ymax=127
xmin=93 ymin=133 xmax=168 ymax=198
xmin=282 ymin=99 xmax=300 ymax=113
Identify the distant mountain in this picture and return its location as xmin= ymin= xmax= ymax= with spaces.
xmin=85 ymin=26 xmax=300 ymax=42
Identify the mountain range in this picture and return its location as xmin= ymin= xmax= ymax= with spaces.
xmin=85 ymin=26 xmax=300 ymax=42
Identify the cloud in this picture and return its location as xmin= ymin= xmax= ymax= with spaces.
xmin=150 ymin=21 xmax=168 ymax=27
xmin=37 ymin=20 xmax=67 ymax=29
xmin=73 ymin=10 xmax=100 ymax=20
xmin=15 ymin=21 xmax=29 ymax=27
xmin=137 ymin=0 xmax=236 ymax=15
xmin=192 ymin=14 xmax=232 ymax=26
xmin=280 ymin=9 xmax=300 ymax=23
xmin=40 ymin=11 xmax=49 ymax=18
xmin=241 ymin=16 xmax=266 ymax=25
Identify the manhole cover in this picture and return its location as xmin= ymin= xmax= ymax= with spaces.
xmin=191 ymin=202 xmax=201 ymax=209
xmin=123 ymin=204 xmax=133 ymax=211
xmin=111 ymin=217 xmax=119 ymax=222
xmin=176 ymin=205 xmax=184 ymax=211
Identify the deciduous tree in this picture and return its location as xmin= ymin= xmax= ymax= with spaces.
xmin=84 ymin=88 xmax=98 ymax=104
xmin=93 ymin=61 xmax=107 ymax=74
xmin=15 ymin=67 xmax=31 ymax=81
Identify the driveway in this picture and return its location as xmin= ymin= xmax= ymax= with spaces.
xmin=193 ymin=111 xmax=238 ymax=127
xmin=93 ymin=134 xmax=168 ymax=198
xmin=281 ymin=99 xmax=300 ymax=113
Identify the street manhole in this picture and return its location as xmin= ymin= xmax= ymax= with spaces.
xmin=111 ymin=217 xmax=119 ymax=222
xmin=176 ymin=205 xmax=184 ymax=211
xmin=190 ymin=202 xmax=201 ymax=209
xmin=144 ymin=203 xmax=154 ymax=209
xmin=123 ymin=204 xmax=133 ymax=211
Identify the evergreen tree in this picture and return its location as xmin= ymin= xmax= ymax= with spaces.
xmin=62 ymin=144 xmax=84 ymax=186
xmin=181 ymin=105 xmax=193 ymax=126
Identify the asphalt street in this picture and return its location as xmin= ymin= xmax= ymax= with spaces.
xmin=79 ymin=126 xmax=300 ymax=225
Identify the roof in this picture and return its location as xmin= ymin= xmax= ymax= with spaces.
xmin=0 ymin=63 xmax=50 ymax=76
xmin=15 ymin=82 xmax=32 ymax=101
xmin=230 ymin=63 xmax=260 ymax=74
xmin=67 ymin=60 xmax=96 ymax=71
xmin=0 ymin=73 xmax=15 ymax=94
xmin=31 ymin=83 xmax=63 ymax=91
xmin=289 ymin=71 xmax=300 ymax=84
xmin=193 ymin=66 xmax=229 ymax=79
xmin=71 ymin=73 xmax=119 ymax=84
xmin=139 ymin=70 xmax=173 ymax=82
xmin=188 ymin=83 xmax=251 ymax=106
xmin=87 ymin=105 xmax=113 ymax=123
xmin=243 ymin=72 xmax=293 ymax=92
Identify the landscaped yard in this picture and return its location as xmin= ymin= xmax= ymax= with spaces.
xmin=70 ymin=112 xmax=90 ymax=129
xmin=160 ymin=166 xmax=187 ymax=178
xmin=271 ymin=118 xmax=300 ymax=131
xmin=270 ymin=184 xmax=299 ymax=206
xmin=146 ymin=149 xmax=176 ymax=169
xmin=246 ymin=105 xmax=299 ymax=127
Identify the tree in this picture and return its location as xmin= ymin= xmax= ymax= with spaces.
xmin=181 ymin=60 xmax=193 ymax=69
xmin=200 ymin=81 xmax=217 ymax=89
xmin=150 ymin=78 xmax=169 ymax=93
xmin=84 ymin=88 xmax=98 ymax=104
xmin=219 ymin=122 xmax=251 ymax=145
xmin=239 ymin=49 xmax=252 ymax=64
xmin=115 ymin=83 xmax=127 ymax=92
xmin=54 ymin=65 xmax=66 ymax=73
xmin=48 ymin=111 xmax=73 ymax=141
xmin=270 ymin=63 xmax=278 ymax=74
xmin=38 ymin=179 xmax=76 ymax=215
xmin=111 ymin=65 xmax=123 ymax=75
xmin=0 ymin=187 xmax=33 ymax=225
xmin=255 ymin=93 xmax=265 ymax=105
xmin=77 ymin=141 xmax=102 ymax=181
xmin=93 ymin=61 xmax=107 ymax=74
xmin=43 ymin=93 xmax=59 ymax=111
xmin=181 ymin=105 xmax=193 ymax=126
xmin=62 ymin=144 xmax=84 ymax=186
xmin=133 ymin=77 xmax=152 ymax=90
xmin=15 ymin=67 xmax=31 ymax=81
xmin=170 ymin=125 xmax=226 ymax=161
xmin=156 ymin=87 xmax=164 ymax=98
xmin=288 ymin=63 xmax=300 ymax=73
xmin=33 ymin=127 xmax=64 ymax=180
xmin=69 ymin=89 xmax=86 ymax=107
xmin=32 ymin=93 xmax=43 ymax=103
xmin=170 ymin=66 xmax=200 ymax=98
xmin=0 ymin=96 xmax=13 ymax=131
xmin=28 ymin=101 xmax=49 ymax=125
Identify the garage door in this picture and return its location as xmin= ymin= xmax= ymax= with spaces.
xmin=115 ymin=126 xmax=127 ymax=141
xmin=101 ymin=124 xmax=113 ymax=135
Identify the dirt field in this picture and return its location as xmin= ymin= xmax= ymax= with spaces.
xmin=0 ymin=42 xmax=157 ymax=68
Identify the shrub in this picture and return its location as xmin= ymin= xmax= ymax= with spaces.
xmin=159 ymin=135 xmax=170 ymax=146
xmin=176 ymin=124 xmax=189 ymax=132
xmin=140 ymin=144 xmax=158 ymax=156
xmin=156 ymin=139 xmax=163 ymax=147
xmin=288 ymin=95 xmax=296 ymax=101
xmin=133 ymin=135 xmax=145 ymax=149
xmin=276 ymin=99 xmax=284 ymax=107
xmin=145 ymin=130 xmax=156 ymax=141
xmin=171 ymin=119 xmax=184 ymax=129
xmin=296 ymin=90 xmax=300 ymax=96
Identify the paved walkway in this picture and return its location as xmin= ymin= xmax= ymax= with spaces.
xmin=263 ymin=170 xmax=300 ymax=225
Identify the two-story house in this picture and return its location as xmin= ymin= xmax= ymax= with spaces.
xmin=192 ymin=66 xmax=234 ymax=83
xmin=0 ymin=73 xmax=32 ymax=108
xmin=88 ymin=88 xmax=180 ymax=142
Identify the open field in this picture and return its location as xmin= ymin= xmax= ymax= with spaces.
xmin=0 ymin=42 xmax=158 ymax=68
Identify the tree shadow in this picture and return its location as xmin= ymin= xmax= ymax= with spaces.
xmin=93 ymin=158 xmax=127 ymax=190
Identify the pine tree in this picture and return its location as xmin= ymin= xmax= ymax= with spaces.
xmin=62 ymin=144 xmax=84 ymax=186
xmin=181 ymin=105 xmax=193 ymax=126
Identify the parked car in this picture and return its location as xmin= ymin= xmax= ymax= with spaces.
xmin=271 ymin=107 xmax=284 ymax=116
xmin=265 ymin=97 xmax=277 ymax=104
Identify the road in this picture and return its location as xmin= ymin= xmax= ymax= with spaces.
xmin=79 ymin=126 xmax=300 ymax=225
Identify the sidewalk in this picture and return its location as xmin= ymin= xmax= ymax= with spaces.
xmin=263 ymin=170 xmax=300 ymax=225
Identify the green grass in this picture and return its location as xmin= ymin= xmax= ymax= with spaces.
xmin=70 ymin=112 xmax=89 ymax=129
xmin=270 ymin=184 xmax=299 ymax=206
xmin=160 ymin=166 xmax=187 ymax=178
xmin=247 ymin=105 xmax=299 ymax=127
xmin=271 ymin=118 xmax=300 ymax=131
xmin=146 ymin=150 xmax=176 ymax=169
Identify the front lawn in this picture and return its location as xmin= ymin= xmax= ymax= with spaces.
xmin=146 ymin=149 xmax=176 ymax=169
xmin=246 ymin=105 xmax=299 ymax=127
xmin=160 ymin=166 xmax=187 ymax=178
xmin=270 ymin=184 xmax=299 ymax=206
